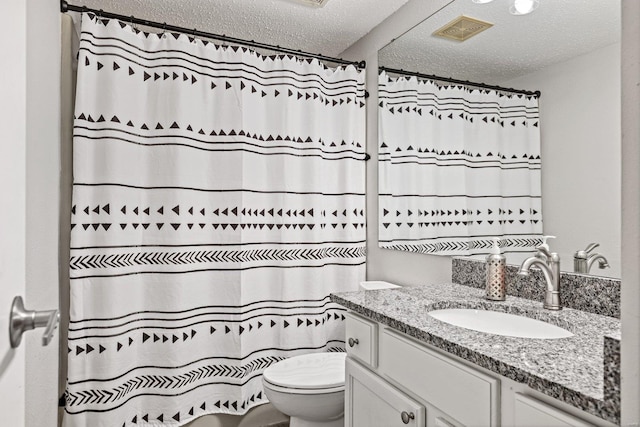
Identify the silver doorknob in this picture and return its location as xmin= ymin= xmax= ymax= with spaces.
xmin=9 ymin=296 xmax=59 ymax=348
xmin=401 ymin=411 xmax=415 ymax=424
xmin=348 ymin=337 xmax=359 ymax=347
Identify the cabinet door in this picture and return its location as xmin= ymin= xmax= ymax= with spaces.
xmin=345 ymin=312 xmax=378 ymax=368
xmin=514 ymin=393 xmax=594 ymax=427
xmin=380 ymin=329 xmax=499 ymax=427
xmin=346 ymin=357 xmax=426 ymax=427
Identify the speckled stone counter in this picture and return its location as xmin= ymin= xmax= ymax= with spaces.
xmin=331 ymin=283 xmax=621 ymax=424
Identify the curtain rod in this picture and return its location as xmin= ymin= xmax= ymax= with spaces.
xmin=380 ymin=66 xmax=541 ymax=97
xmin=60 ymin=1 xmax=366 ymax=69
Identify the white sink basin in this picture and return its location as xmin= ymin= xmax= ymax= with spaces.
xmin=428 ymin=308 xmax=573 ymax=339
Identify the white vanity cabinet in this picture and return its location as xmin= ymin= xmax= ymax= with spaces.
xmin=344 ymin=311 xmax=612 ymax=427
xmin=344 ymin=312 xmax=496 ymax=426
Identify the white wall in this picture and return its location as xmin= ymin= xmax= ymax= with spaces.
xmin=621 ymin=1 xmax=640 ymax=424
xmin=506 ymin=44 xmax=621 ymax=278
xmin=0 ymin=0 xmax=27 ymax=424
xmin=0 ymin=0 xmax=59 ymax=425
xmin=25 ymin=0 xmax=61 ymax=425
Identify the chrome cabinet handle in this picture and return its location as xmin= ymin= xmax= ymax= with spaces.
xmin=348 ymin=337 xmax=359 ymax=347
xmin=9 ymin=296 xmax=60 ymax=348
xmin=401 ymin=411 xmax=415 ymax=424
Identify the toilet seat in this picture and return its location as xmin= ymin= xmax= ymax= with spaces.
xmin=263 ymin=352 xmax=346 ymax=392
xmin=262 ymin=380 xmax=344 ymax=395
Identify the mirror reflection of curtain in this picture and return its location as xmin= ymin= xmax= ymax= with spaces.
xmin=378 ymin=71 xmax=543 ymax=256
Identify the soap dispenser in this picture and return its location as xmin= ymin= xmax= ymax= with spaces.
xmin=486 ymin=237 xmax=506 ymax=301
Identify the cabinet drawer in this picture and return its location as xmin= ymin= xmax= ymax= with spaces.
xmin=380 ymin=329 xmax=499 ymax=427
xmin=345 ymin=312 xmax=378 ymax=368
xmin=346 ymin=357 xmax=425 ymax=427
xmin=514 ymin=394 xmax=594 ymax=427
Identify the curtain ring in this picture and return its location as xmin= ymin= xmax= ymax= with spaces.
xmin=130 ymin=15 xmax=138 ymax=32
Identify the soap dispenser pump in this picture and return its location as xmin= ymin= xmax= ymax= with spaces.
xmin=486 ymin=237 xmax=506 ymax=301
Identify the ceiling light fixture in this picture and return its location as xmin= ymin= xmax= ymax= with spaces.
xmin=510 ymin=0 xmax=539 ymax=15
xmin=472 ymin=0 xmax=540 ymax=16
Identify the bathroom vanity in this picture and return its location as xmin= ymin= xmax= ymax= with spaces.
xmin=331 ymin=283 xmax=621 ymax=427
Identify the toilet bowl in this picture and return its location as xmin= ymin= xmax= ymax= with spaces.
xmin=262 ymin=352 xmax=346 ymax=427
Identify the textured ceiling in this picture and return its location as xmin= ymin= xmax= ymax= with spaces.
xmin=379 ymin=0 xmax=620 ymax=84
xmin=67 ymin=0 xmax=410 ymax=58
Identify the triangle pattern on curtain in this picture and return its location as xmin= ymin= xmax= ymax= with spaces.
xmin=63 ymin=14 xmax=366 ymax=427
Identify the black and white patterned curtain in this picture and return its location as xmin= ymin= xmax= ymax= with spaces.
xmin=63 ymin=14 xmax=366 ymax=427
xmin=378 ymin=71 xmax=543 ymax=256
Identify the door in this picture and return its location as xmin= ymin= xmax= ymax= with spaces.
xmin=346 ymin=357 xmax=426 ymax=427
xmin=0 ymin=0 xmax=28 ymax=424
xmin=514 ymin=394 xmax=594 ymax=427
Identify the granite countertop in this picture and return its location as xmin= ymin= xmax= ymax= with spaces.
xmin=331 ymin=283 xmax=621 ymax=424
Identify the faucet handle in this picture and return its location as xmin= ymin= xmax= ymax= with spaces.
xmin=537 ymin=245 xmax=552 ymax=259
xmin=584 ymin=242 xmax=600 ymax=254
xmin=535 ymin=235 xmax=555 ymax=260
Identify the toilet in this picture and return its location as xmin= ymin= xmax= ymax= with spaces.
xmin=262 ymin=352 xmax=347 ymax=427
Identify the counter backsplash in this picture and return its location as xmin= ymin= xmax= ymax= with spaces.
xmin=451 ymin=257 xmax=621 ymax=318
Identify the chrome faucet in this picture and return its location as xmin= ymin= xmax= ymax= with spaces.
xmin=574 ymin=243 xmax=610 ymax=274
xmin=518 ymin=246 xmax=562 ymax=310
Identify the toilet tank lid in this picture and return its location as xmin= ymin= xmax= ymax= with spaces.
xmin=263 ymin=352 xmax=346 ymax=390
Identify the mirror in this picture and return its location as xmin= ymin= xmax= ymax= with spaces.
xmin=377 ymin=0 xmax=621 ymax=278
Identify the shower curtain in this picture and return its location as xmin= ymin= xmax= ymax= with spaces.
xmin=64 ymin=14 xmax=366 ymax=427
xmin=378 ymin=71 xmax=543 ymax=256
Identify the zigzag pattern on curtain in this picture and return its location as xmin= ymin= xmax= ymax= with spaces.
xmin=63 ymin=14 xmax=366 ymax=427
xmin=378 ymin=71 xmax=543 ymax=256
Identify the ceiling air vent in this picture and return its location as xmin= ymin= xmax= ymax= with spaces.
xmin=293 ymin=0 xmax=331 ymax=7
xmin=433 ymin=15 xmax=493 ymax=42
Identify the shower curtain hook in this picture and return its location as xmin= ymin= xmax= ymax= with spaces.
xmin=162 ymin=22 xmax=167 ymax=39
xmin=130 ymin=15 xmax=138 ymax=33
xmin=83 ymin=5 xmax=97 ymax=24
xmin=191 ymin=28 xmax=197 ymax=44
